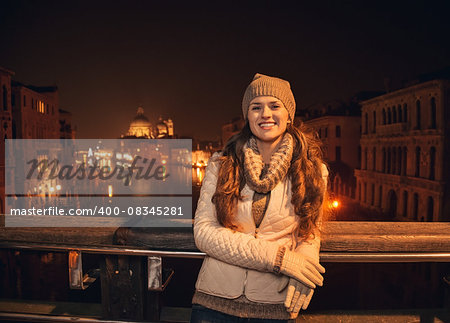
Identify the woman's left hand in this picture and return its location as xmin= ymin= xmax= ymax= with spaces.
xmin=278 ymin=276 xmax=314 ymax=314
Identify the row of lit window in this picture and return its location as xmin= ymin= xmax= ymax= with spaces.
xmin=363 ymin=97 xmax=437 ymax=134
xmin=1 ymin=87 xmax=56 ymax=116
xmin=361 ymin=146 xmax=436 ymax=180
xmin=13 ymin=94 xmax=55 ymax=115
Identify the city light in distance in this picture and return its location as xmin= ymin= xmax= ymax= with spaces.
xmin=331 ymin=200 xmax=340 ymax=209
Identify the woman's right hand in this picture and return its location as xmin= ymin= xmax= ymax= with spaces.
xmin=278 ymin=276 xmax=314 ymax=315
xmin=279 ymin=249 xmax=325 ymax=289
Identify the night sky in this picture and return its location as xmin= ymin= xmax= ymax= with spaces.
xmin=1 ymin=0 xmax=449 ymax=140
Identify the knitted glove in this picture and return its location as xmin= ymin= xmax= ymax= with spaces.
xmin=276 ymin=248 xmax=325 ymax=289
xmin=278 ymin=276 xmax=314 ymax=314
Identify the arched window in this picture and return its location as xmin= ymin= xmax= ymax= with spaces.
xmin=415 ymin=146 xmax=421 ymax=177
xmin=378 ymin=185 xmax=383 ymax=207
xmin=387 ymin=189 xmax=397 ymax=218
xmin=402 ymin=147 xmax=407 ymax=176
xmin=357 ymin=146 xmax=361 ymax=169
xmin=12 ymin=120 xmax=16 ymax=139
xmin=430 ymin=147 xmax=436 ymax=180
xmin=2 ymin=85 xmax=7 ymax=111
xmin=358 ymin=182 xmax=361 ymax=201
xmin=333 ymin=176 xmax=339 ymax=194
xmin=393 ymin=106 xmax=397 ymax=123
xmin=373 ymin=110 xmax=376 ymax=133
xmin=364 ymin=182 xmax=367 ymax=203
xmin=382 ymin=148 xmax=386 ymax=173
xmin=387 ymin=107 xmax=392 ymax=124
xmin=382 ymin=109 xmax=386 ymax=125
xmin=392 ymin=148 xmax=397 ymax=174
xmin=336 ymin=125 xmax=341 ymax=138
xmin=398 ymin=105 xmax=402 ymax=123
xmin=427 ymin=196 xmax=434 ymax=222
xmin=403 ymin=103 xmax=407 ymax=122
xmin=364 ymin=113 xmax=368 ymax=134
xmin=416 ymin=100 xmax=421 ymax=129
xmin=387 ymin=148 xmax=391 ymax=174
xmin=371 ymin=183 xmax=375 ymax=206
xmin=372 ymin=147 xmax=376 ymax=171
xmin=403 ymin=191 xmax=408 ymax=217
xmin=364 ymin=148 xmax=368 ymax=170
xmin=430 ymin=97 xmax=436 ymax=129
xmin=413 ymin=193 xmax=419 ymax=221
xmin=397 ymin=147 xmax=402 ymax=175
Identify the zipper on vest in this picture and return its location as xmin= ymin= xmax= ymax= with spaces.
xmin=243 ymin=269 xmax=248 ymax=292
xmin=244 ymin=228 xmax=258 ymax=294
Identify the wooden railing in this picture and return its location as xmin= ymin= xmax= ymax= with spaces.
xmin=0 ymin=222 xmax=449 ymax=322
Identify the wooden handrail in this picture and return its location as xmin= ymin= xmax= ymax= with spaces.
xmin=0 ymin=222 xmax=449 ymax=254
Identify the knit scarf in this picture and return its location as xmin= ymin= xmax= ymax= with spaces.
xmin=243 ymin=133 xmax=294 ymax=194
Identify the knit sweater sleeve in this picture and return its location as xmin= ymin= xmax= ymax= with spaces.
xmin=193 ymin=153 xmax=280 ymax=272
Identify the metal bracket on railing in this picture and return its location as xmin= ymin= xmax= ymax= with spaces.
xmin=68 ymin=250 xmax=100 ymax=290
xmin=147 ymin=256 xmax=174 ymax=291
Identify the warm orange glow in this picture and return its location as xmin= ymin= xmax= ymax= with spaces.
xmin=196 ymin=167 xmax=204 ymax=183
xmin=332 ymin=200 xmax=339 ymax=208
xmin=108 ymin=185 xmax=113 ymax=197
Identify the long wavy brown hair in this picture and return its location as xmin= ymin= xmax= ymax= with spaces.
xmin=211 ymin=122 xmax=327 ymax=242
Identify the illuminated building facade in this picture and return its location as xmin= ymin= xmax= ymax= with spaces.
xmin=124 ymin=107 xmax=175 ymax=139
xmin=11 ymin=82 xmax=60 ymax=139
xmin=0 ymin=66 xmax=75 ymax=213
xmin=126 ymin=107 xmax=153 ymax=138
xmin=304 ymin=116 xmax=361 ymax=199
xmin=155 ymin=116 xmax=174 ymax=138
xmin=355 ymin=79 xmax=450 ymax=221
xmin=0 ymin=67 xmax=14 ymax=214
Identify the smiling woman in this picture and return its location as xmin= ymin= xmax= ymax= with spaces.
xmin=247 ymin=96 xmax=290 ymax=162
xmin=190 ymin=73 xmax=329 ymax=322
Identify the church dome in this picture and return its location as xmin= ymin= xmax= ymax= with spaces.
xmin=126 ymin=107 xmax=153 ymax=138
xmin=130 ymin=107 xmax=151 ymax=127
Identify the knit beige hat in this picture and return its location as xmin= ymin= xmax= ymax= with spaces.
xmin=242 ymin=73 xmax=296 ymax=121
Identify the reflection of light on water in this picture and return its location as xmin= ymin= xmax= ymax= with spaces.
xmin=193 ymin=167 xmax=205 ymax=186
xmin=162 ymin=165 xmax=167 ymax=181
xmin=196 ymin=168 xmax=203 ymax=183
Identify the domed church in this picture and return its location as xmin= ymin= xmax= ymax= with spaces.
xmin=126 ymin=107 xmax=154 ymax=138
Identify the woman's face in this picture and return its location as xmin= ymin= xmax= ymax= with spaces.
xmin=247 ymin=96 xmax=290 ymax=144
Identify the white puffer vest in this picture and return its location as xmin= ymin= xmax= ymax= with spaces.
xmin=193 ymin=153 xmax=327 ymax=303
